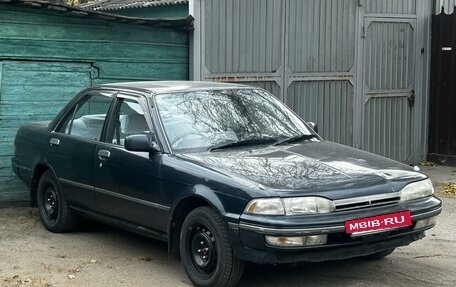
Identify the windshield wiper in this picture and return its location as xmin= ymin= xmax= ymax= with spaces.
xmin=208 ymin=137 xmax=276 ymax=152
xmin=273 ymin=134 xmax=317 ymax=146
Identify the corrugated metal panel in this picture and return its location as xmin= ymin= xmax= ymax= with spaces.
xmin=195 ymin=0 xmax=431 ymax=164
xmin=364 ymin=21 xmax=415 ymax=90
xmin=287 ymin=0 xmax=357 ymax=73
xmin=365 ymin=0 xmax=416 ymax=14
xmin=285 ymin=0 xmax=356 ymax=147
xmin=243 ymin=81 xmax=281 ymax=99
xmin=286 ymin=81 xmax=353 ymax=146
xmin=363 ymin=97 xmax=411 ymax=162
xmin=79 ymin=0 xmax=188 ymax=10
xmin=204 ymin=0 xmax=283 ymax=73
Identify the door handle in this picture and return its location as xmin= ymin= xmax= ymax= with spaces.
xmin=49 ymin=138 xmax=60 ymax=147
xmin=98 ymin=149 xmax=111 ymax=159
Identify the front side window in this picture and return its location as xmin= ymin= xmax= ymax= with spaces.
xmin=154 ymin=89 xmax=313 ymax=153
xmin=106 ymin=97 xmax=150 ymax=146
xmin=58 ymin=93 xmax=113 ymax=141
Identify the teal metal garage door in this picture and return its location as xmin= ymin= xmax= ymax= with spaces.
xmin=0 ymin=60 xmax=92 ymax=204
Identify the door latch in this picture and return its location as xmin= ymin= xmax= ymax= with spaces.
xmin=408 ymin=90 xmax=415 ymax=108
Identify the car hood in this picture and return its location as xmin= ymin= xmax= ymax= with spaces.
xmin=178 ymin=141 xmax=426 ymax=199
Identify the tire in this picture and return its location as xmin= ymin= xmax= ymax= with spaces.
xmin=37 ymin=170 xmax=77 ymax=232
xmin=363 ymin=248 xmax=395 ymax=260
xmin=180 ymin=207 xmax=245 ymax=287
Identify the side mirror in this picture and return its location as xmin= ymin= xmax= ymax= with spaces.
xmin=307 ymin=122 xmax=318 ymax=134
xmin=125 ymin=134 xmax=160 ymax=153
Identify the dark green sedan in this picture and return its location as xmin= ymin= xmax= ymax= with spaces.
xmin=12 ymin=81 xmax=442 ymax=287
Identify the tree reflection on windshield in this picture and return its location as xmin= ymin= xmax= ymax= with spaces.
xmin=155 ymin=89 xmax=312 ymax=153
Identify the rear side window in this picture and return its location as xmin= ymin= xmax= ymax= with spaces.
xmin=58 ymin=93 xmax=113 ymax=141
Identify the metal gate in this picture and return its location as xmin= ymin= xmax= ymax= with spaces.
xmin=428 ymin=9 xmax=456 ymax=165
xmin=192 ymin=0 xmax=431 ymax=163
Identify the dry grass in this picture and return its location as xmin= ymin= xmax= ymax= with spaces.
xmin=1 ymin=276 xmax=52 ymax=287
xmin=419 ymin=161 xmax=438 ymax=167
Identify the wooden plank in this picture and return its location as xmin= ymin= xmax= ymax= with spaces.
xmin=2 ymin=61 xmax=92 ymax=72
xmin=0 ymin=21 xmax=188 ymax=46
xmin=0 ymin=61 xmax=3 ymax=101
xmin=1 ymin=71 xmax=91 ymax=86
xmin=96 ymin=61 xmax=188 ymax=80
xmin=0 ymin=86 xmax=80 ymax=101
xmin=0 ymin=177 xmax=29 ymax=203
xmin=0 ymin=5 xmax=189 ymax=44
xmin=0 ymin=39 xmax=189 ymax=63
xmin=0 ymin=143 xmax=13 ymax=156
xmin=0 ymin=102 xmax=65 ymax=116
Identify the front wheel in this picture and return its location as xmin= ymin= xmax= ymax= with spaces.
xmin=180 ymin=207 xmax=244 ymax=287
xmin=37 ymin=170 xmax=78 ymax=232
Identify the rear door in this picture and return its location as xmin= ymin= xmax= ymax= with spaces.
xmin=94 ymin=92 xmax=168 ymax=233
xmin=47 ymin=90 xmax=115 ymax=210
xmin=0 ymin=60 xmax=92 ymax=202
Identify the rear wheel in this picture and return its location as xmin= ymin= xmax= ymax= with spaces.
xmin=363 ymin=248 xmax=395 ymax=260
xmin=37 ymin=171 xmax=77 ymax=232
xmin=180 ymin=207 xmax=244 ymax=287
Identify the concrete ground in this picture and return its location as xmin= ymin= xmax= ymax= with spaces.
xmin=0 ymin=165 xmax=455 ymax=287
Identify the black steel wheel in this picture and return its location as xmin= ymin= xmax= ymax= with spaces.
xmin=180 ymin=207 xmax=244 ymax=287
xmin=42 ymin=183 xmax=59 ymax=222
xmin=363 ymin=248 xmax=396 ymax=260
xmin=37 ymin=170 xmax=77 ymax=232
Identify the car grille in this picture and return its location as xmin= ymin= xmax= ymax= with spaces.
xmin=333 ymin=192 xmax=400 ymax=211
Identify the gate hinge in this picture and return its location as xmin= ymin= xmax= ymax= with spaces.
xmin=358 ymin=0 xmax=364 ymax=6
xmin=361 ymin=25 xmax=366 ymax=38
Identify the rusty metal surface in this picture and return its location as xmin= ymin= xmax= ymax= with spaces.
xmin=0 ymin=0 xmax=193 ymax=29
xmin=79 ymin=0 xmax=188 ymax=11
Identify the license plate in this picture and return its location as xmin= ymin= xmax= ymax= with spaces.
xmin=344 ymin=211 xmax=412 ymax=234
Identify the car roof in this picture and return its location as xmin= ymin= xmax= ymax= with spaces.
xmin=99 ymin=81 xmax=256 ymax=94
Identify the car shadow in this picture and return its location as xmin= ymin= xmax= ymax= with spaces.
xmin=72 ymin=219 xmax=389 ymax=287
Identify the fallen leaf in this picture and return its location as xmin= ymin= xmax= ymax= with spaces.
xmin=419 ymin=161 xmax=438 ymax=166
xmin=442 ymin=182 xmax=456 ymax=195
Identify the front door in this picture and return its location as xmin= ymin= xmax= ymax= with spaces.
xmin=361 ymin=18 xmax=417 ymax=163
xmin=94 ymin=93 xmax=168 ymax=233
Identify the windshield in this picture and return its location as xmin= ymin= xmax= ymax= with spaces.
xmin=154 ymin=89 xmax=315 ymax=153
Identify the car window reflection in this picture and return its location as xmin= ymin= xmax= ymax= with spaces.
xmin=155 ymin=89 xmax=312 ymax=153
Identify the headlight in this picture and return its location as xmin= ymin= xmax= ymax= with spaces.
xmin=400 ymin=179 xmax=434 ymax=201
xmin=244 ymin=197 xmax=334 ymax=215
xmin=244 ymin=198 xmax=285 ymax=215
xmin=283 ymin=197 xmax=334 ymax=215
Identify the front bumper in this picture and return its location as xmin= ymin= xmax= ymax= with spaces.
xmin=228 ymin=196 xmax=442 ymax=264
